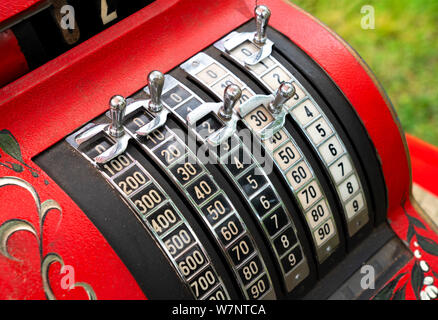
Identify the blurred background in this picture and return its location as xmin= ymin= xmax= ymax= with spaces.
xmin=290 ymin=0 xmax=438 ymax=146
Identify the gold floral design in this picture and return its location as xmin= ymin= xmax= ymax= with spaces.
xmin=0 ymin=176 xmax=96 ymax=300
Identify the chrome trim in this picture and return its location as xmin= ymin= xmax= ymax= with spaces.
xmin=238 ymin=95 xmax=273 ymax=117
xmin=74 ymin=123 xmax=107 ymax=145
xmin=94 ymin=134 xmax=130 ymax=164
xmin=136 ymin=109 xmax=170 ymax=136
xmin=187 ymin=102 xmax=222 ymax=125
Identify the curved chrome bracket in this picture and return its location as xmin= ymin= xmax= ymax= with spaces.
xmin=238 ymin=95 xmax=273 ymax=117
xmin=121 ymin=99 xmax=170 ymax=136
xmin=94 ymin=134 xmax=131 ymax=164
xmin=207 ymin=115 xmax=239 ymax=147
xmin=238 ymin=94 xmax=286 ymax=140
xmin=187 ymin=102 xmax=221 ymax=125
xmin=187 ymin=102 xmax=238 ymax=147
xmin=223 ymin=32 xmax=252 ymax=51
xmin=221 ymin=31 xmax=274 ymax=66
xmin=136 ymin=109 xmax=169 ymax=136
xmin=74 ymin=123 xmax=131 ymax=164
xmin=74 ymin=124 xmax=108 ymax=145
xmin=259 ymin=110 xmax=287 ymax=140
xmin=245 ymin=37 xmax=274 ymax=66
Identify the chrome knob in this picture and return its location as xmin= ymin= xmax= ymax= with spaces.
xmin=108 ymin=95 xmax=127 ymax=138
xmin=148 ymin=70 xmax=165 ymax=113
xmin=268 ymin=82 xmax=295 ymax=114
xmin=219 ymin=84 xmax=242 ymax=121
xmin=254 ymin=5 xmax=271 ymax=45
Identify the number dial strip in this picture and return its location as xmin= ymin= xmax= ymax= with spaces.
xmin=155 ymin=75 xmax=310 ymax=292
xmin=67 ymin=127 xmax=229 ymax=300
xmin=210 ymin=132 xmax=310 ymax=292
xmin=119 ymin=111 xmax=275 ymax=300
xmin=214 ymin=35 xmax=369 ymax=237
xmin=180 ymin=54 xmax=340 ymax=263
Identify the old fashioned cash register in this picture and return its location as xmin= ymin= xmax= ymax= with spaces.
xmin=0 ymin=0 xmax=437 ymax=300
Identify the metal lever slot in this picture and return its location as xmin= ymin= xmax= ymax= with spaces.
xmin=238 ymin=82 xmax=295 ymax=140
xmin=187 ymin=85 xmax=241 ymax=146
xmin=75 ymin=95 xmax=130 ymax=164
xmin=136 ymin=70 xmax=169 ymax=135
xmin=222 ymin=5 xmax=274 ymax=66
xmin=187 ymin=102 xmax=239 ymax=147
xmin=238 ymin=94 xmax=286 ymax=140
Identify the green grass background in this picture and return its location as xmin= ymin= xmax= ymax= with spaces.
xmin=290 ymin=0 xmax=438 ymax=146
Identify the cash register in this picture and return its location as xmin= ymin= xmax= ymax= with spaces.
xmin=0 ymin=0 xmax=437 ymax=300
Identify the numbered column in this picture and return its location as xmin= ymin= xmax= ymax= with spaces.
xmin=67 ymin=126 xmax=229 ymax=300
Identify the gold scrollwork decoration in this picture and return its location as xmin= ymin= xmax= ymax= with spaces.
xmin=0 ymin=176 xmax=97 ymax=300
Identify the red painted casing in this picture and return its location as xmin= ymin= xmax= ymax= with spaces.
xmin=0 ymin=0 xmax=43 ymax=27
xmin=0 ymin=30 xmax=29 ymax=87
xmin=0 ymin=0 xmax=436 ymax=300
xmin=407 ymin=134 xmax=438 ymax=197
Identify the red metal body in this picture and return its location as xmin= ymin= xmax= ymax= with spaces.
xmin=407 ymin=134 xmax=438 ymax=197
xmin=0 ymin=0 xmax=436 ymax=300
xmin=0 ymin=30 xmax=28 ymax=87
xmin=0 ymin=0 xmax=43 ymax=27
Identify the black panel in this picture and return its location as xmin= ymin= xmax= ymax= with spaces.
xmin=10 ymin=1 xmax=156 ymax=71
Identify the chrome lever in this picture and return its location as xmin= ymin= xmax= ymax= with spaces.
xmin=94 ymin=95 xmax=131 ymax=164
xmin=238 ymin=82 xmax=295 ymax=140
xmin=187 ymin=84 xmax=242 ymax=147
xmin=254 ymin=5 xmax=271 ymax=45
xmin=136 ymin=70 xmax=169 ymax=136
xmin=108 ymin=95 xmax=127 ymax=138
xmin=246 ymin=5 xmax=273 ymax=66
xmin=75 ymin=95 xmax=131 ymax=164
xmin=218 ymin=5 xmax=274 ymax=66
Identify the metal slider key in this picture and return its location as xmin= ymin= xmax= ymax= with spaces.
xmin=222 ymin=5 xmax=274 ymax=66
xmin=135 ymin=70 xmax=170 ymax=136
xmin=238 ymin=82 xmax=295 ymax=140
xmin=187 ymin=84 xmax=242 ymax=146
xmin=74 ymin=70 xmax=169 ymax=163
xmin=75 ymin=95 xmax=131 ymax=164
